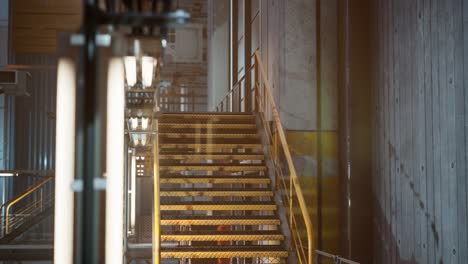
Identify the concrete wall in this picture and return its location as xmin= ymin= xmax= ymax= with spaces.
xmin=208 ymin=0 xmax=342 ymax=254
xmin=159 ymin=0 xmax=208 ymax=112
xmin=371 ymin=0 xmax=468 ymax=263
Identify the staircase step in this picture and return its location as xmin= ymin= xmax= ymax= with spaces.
xmin=158 ymin=128 xmax=259 ymax=134
xmin=159 ymin=123 xmax=256 ymax=129
xmin=161 ymin=230 xmax=284 ymax=242
xmin=160 ymin=176 xmax=270 ymax=184
xmin=159 ymin=133 xmax=259 ymax=139
xmin=159 ymin=164 xmax=267 ymax=172
xmin=159 ymin=143 xmax=262 ymax=150
xmin=160 ymin=201 xmax=277 ymax=211
xmin=160 ymin=188 xmax=273 ymax=197
xmin=159 ymin=112 xmax=255 ymax=120
xmin=160 ymin=215 xmax=280 ymax=226
xmin=159 ymin=138 xmax=260 ymax=144
xmin=159 ymin=153 xmax=264 ymax=160
xmin=157 ymin=119 xmax=255 ymax=125
xmin=160 ymin=246 xmax=288 ymax=259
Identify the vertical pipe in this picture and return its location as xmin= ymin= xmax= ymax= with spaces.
xmin=54 ymin=58 xmax=76 ymax=264
xmin=105 ymin=57 xmax=125 ymax=264
xmin=316 ymin=0 xmax=323 ymax=251
xmin=338 ymin=0 xmax=352 ymax=257
xmin=76 ymin=1 xmax=101 ymax=262
xmin=344 ymin=0 xmax=352 ymax=255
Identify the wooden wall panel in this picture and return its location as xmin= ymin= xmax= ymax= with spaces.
xmin=372 ymin=0 xmax=468 ymax=263
xmin=11 ymin=0 xmax=82 ymax=53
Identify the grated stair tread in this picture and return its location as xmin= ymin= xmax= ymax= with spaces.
xmin=160 ymin=246 xmax=288 ymax=259
xmin=160 ymin=201 xmax=277 ymax=211
xmin=161 ymin=230 xmax=284 ymax=242
xmin=159 ymin=153 xmax=265 ymax=160
xmin=159 ymin=123 xmax=256 ymax=129
xmin=159 ymin=164 xmax=267 ymax=172
xmin=160 ymin=187 xmax=273 ymax=197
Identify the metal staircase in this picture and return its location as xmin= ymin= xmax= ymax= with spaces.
xmin=156 ymin=112 xmax=289 ymax=262
xmin=0 ymin=176 xmax=54 ymax=244
xmin=128 ymin=51 xmax=314 ymax=264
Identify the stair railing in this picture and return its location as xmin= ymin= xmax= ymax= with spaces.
xmin=152 ymin=118 xmax=161 ymax=264
xmin=314 ymin=250 xmax=360 ymax=264
xmin=217 ymin=50 xmax=314 ymax=264
xmin=0 ymin=176 xmax=54 ymax=237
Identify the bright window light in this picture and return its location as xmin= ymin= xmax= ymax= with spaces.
xmin=141 ymin=117 xmax=149 ymax=130
xmin=141 ymin=56 xmax=156 ymax=88
xmin=130 ymin=155 xmax=136 ymax=232
xmin=124 ymin=56 xmax=137 ymax=87
xmin=54 ymin=58 xmax=76 ymax=264
xmin=140 ymin=134 xmax=147 ymax=146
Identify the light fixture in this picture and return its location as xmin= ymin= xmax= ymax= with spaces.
xmin=0 ymin=172 xmax=16 ymax=177
xmin=141 ymin=56 xmax=156 ymax=88
xmin=141 ymin=117 xmax=149 ymax=130
xmin=141 ymin=156 xmax=145 ymax=160
xmin=124 ymin=56 xmax=137 ymax=87
xmin=132 ymin=134 xmax=139 ymax=146
xmin=161 ymin=39 xmax=167 ymax=48
xmin=136 ymin=156 xmax=140 ymax=161
xmin=130 ymin=117 xmax=138 ymax=130
xmin=105 ymin=57 xmax=125 ymax=264
xmin=54 ymin=58 xmax=76 ymax=264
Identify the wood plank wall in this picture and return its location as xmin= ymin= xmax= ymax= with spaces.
xmin=11 ymin=0 xmax=81 ymax=53
xmin=371 ymin=0 xmax=468 ymax=263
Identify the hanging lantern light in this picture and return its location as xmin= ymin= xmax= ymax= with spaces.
xmin=141 ymin=56 xmax=156 ymax=88
xmin=124 ymin=56 xmax=137 ymax=87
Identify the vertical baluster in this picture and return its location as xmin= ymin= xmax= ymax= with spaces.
xmin=273 ymin=129 xmax=279 ymax=191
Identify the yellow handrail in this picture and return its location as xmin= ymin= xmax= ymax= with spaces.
xmin=253 ymin=51 xmax=314 ymax=264
xmin=216 ymin=50 xmax=314 ymax=263
xmin=152 ymin=118 xmax=161 ymax=264
xmin=3 ymin=176 xmax=53 ymax=234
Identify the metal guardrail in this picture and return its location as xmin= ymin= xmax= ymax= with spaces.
xmin=217 ymin=50 xmax=314 ymax=264
xmin=0 ymin=176 xmax=54 ymax=237
xmin=314 ymin=250 xmax=360 ymax=264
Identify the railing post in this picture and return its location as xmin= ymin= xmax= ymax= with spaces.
xmin=273 ymin=130 xmax=279 ymax=190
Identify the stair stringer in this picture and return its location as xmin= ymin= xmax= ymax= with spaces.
xmin=254 ymin=113 xmax=295 ymax=264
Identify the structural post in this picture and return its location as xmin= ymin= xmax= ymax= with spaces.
xmin=244 ymin=0 xmax=252 ymax=112
xmin=75 ymin=1 xmax=102 ymax=263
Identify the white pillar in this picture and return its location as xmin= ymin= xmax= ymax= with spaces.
xmin=105 ymin=57 xmax=125 ymax=264
xmin=54 ymin=58 xmax=76 ymax=264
